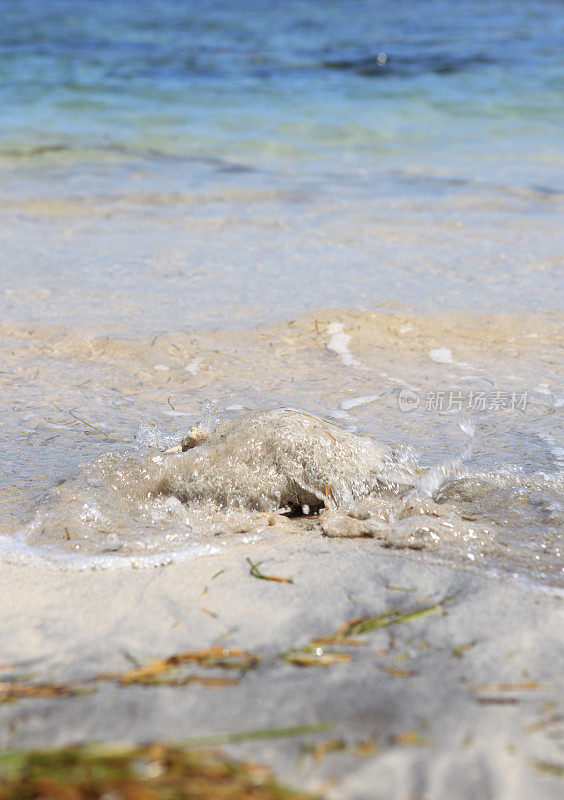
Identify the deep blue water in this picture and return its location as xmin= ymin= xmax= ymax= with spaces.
xmin=1 ymin=0 xmax=563 ymax=184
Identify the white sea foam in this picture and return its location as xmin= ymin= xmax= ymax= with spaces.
xmin=327 ymin=322 xmax=363 ymax=368
xmin=340 ymin=394 xmax=381 ymax=411
xmin=330 ymin=407 xmax=353 ymax=420
xmin=533 ymin=383 xmax=551 ymax=395
xmin=0 ymin=532 xmax=222 ymax=571
xmin=185 ymin=358 xmax=202 ymax=375
xmin=429 ymin=347 xmax=453 ymax=363
xmin=411 ymin=418 xmax=475 ymax=497
xmin=537 ymin=432 xmax=564 ymax=469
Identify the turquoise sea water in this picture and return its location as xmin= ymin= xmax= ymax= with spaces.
xmin=2 ymin=0 xmax=564 ymax=328
xmin=1 ymin=0 xmax=563 ymax=183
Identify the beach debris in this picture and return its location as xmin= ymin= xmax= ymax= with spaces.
xmin=0 ymin=742 xmax=320 ymax=800
xmin=311 ymin=634 xmax=366 ymax=647
xmin=471 ymin=681 xmax=552 ymax=693
xmin=391 ymin=730 xmax=435 ymax=747
xmin=182 ymin=722 xmax=333 ymax=748
xmin=68 ymin=409 xmax=109 ymax=438
xmin=352 ymin=738 xmax=379 ymax=757
xmin=475 ymin=697 xmax=521 ymax=706
xmin=385 ymin=585 xmax=417 ymax=593
xmin=452 ymin=641 xmax=476 ymax=658
xmin=329 ymin=599 xmax=445 ymax=639
xmin=247 ymin=557 xmax=294 ymax=584
xmin=0 ymin=681 xmax=94 ymax=703
xmin=181 ymin=423 xmax=211 ymax=451
xmin=133 ymin=674 xmax=240 ymax=688
xmin=156 ymin=409 xmax=413 ymax=512
xmin=301 ymin=738 xmax=347 ymax=763
xmin=283 ymin=599 xmax=446 ymax=668
xmin=98 ymin=646 xmax=261 ymax=685
xmin=381 ymin=665 xmax=418 ymax=678
xmin=532 ymin=760 xmax=564 ymax=779
xmin=0 ymin=647 xmax=262 ymax=703
xmin=284 ymin=649 xmax=351 ymax=667
xmin=283 ymin=629 xmax=358 ymax=666
xmin=300 ymin=735 xmax=378 ymax=765
xmin=471 ymin=680 xmax=552 ymax=706
xmin=524 ymin=710 xmax=562 ymax=735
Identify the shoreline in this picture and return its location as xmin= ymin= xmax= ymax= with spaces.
xmin=1 ymin=307 xmax=562 ymax=587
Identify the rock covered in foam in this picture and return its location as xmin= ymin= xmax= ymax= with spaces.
xmin=156 ymin=409 xmax=414 ymax=511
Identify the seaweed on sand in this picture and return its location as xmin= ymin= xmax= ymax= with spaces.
xmin=68 ymin=409 xmax=109 ymax=438
xmin=532 ymin=761 xmax=564 ymax=779
xmin=332 ymin=600 xmax=445 ymax=639
xmin=0 ymin=742 xmax=321 ymax=799
xmin=284 ymin=650 xmax=351 ymax=667
xmin=284 ymin=599 xmax=447 ymax=667
xmin=0 ymin=681 xmax=94 ymax=703
xmin=1 ymin=648 xmax=262 ymax=700
xmin=98 ymin=647 xmax=261 ymax=686
xmin=247 ymin=558 xmax=294 ymax=584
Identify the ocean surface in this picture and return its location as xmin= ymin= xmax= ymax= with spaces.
xmin=0 ymin=0 xmax=562 ymax=585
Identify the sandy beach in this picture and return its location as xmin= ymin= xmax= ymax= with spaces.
xmin=2 ymin=2 xmax=563 ymax=796
xmin=1 ymin=533 xmax=563 ymax=799
xmin=1 ymin=309 xmax=562 ymax=797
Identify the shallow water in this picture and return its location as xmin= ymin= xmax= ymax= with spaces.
xmin=0 ymin=1 xmax=562 ymax=586
xmin=0 ymin=312 xmax=561 ymax=586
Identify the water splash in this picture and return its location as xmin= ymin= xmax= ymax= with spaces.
xmin=409 ymin=418 xmax=476 ymax=499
